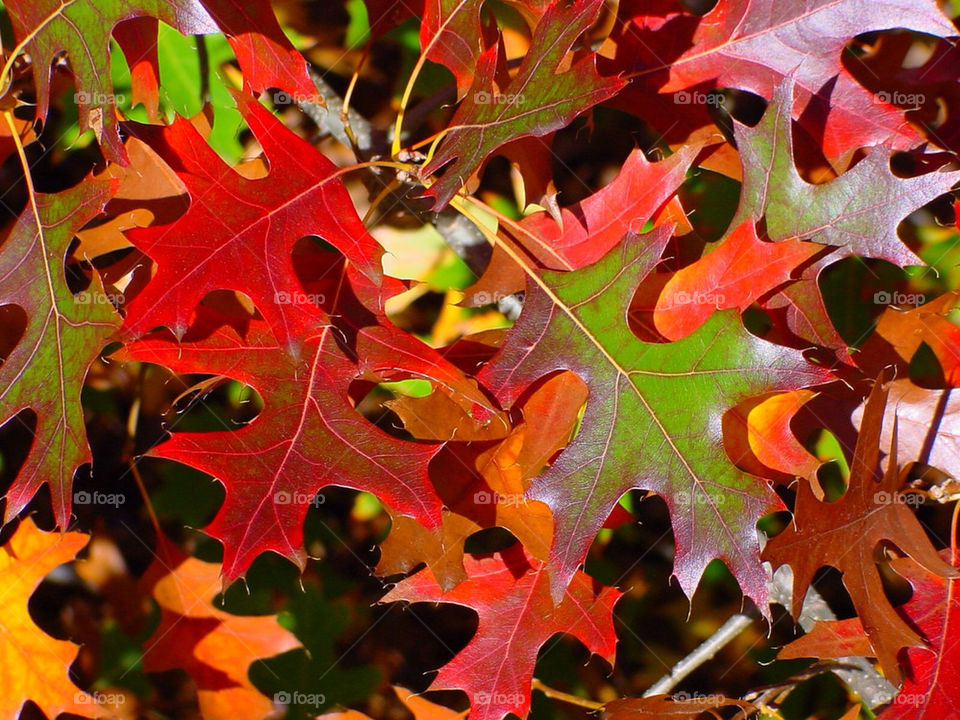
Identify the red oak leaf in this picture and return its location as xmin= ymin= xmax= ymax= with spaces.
xmin=607 ymin=0 xmax=958 ymax=160
xmin=122 ymin=93 xmax=389 ymax=352
xmin=519 ymin=143 xmax=698 ymax=271
xmin=382 ymin=544 xmax=621 ymax=720
xmin=119 ymin=311 xmax=444 ymax=580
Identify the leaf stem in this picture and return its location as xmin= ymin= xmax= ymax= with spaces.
xmin=340 ymin=44 xmax=371 ymax=155
xmin=950 ymin=498 xmax=959 ymax=564
xmin=130 ymin=461 xmax=163 ymax=537
xmin=196 ymin=34 xmax=210 ymax=105
xmin=531 ymin=679 xmax=604 ymax=711
xmin=391 ymin=50 xmax=431 ymax=157
xmin=459 ymin=194 xmax=573 ymax=270
xmin=124 ymin=364 xmax=163 ymax=537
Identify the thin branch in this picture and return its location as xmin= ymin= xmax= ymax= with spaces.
xmin=641 ymin=566 xmax=897 ymax=709
xmin=643 ymin=611 xmax=756 ymax=697
xmin=196 ymin=34 xmax=210 ymax=105
xmin=531 ymin=679 xmax=604 ymax=711
xmin=768 ymin=566 xmax=897 ymax=710
xmin=298 ymin=67 xmax=378 ymax=156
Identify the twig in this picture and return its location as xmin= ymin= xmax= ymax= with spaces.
xmin=196 ymin=34 xmax=210 ymax=105
xmin=531 ymin=679 xmax=604 ymax=711
xmin=642 ymin=566 xmax=897 ymax=709
xmin=768 ymin=566 xmax=897 ymax=709
xmin=643 ymin=611 xmax=757 ymax=697
xmin=298 ymin=67 xmax=379 ymax=156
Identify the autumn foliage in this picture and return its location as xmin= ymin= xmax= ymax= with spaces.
xmin=0 ymin=0 xmax=959 ymax=719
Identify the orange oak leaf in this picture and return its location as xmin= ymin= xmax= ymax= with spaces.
xmin=763 ymin=380 xmax=957 ymax=682
xmin=0 ymin=517 xmax=101 ymax=720
xmin=377 ymin=371 xmax=587 ymax=587
xmin=603 ymin=694 xmax=756 ymax=720
xmin=654 ymin=220 xmax=820 ymax=340
xmin=781 ymin=550 xmax=960 ymax=719
xmin=138 ymin=537 xmax=301 ymax=720
xmin=859 ymin=291 xmax=960 ymax=387
xmin=726 ymin=390 xmax=821 ymax=483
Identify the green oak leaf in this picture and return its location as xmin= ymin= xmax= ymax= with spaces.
xmin=478 ymin=227 xmax=827 ymax=609
xmin=5 ymin=0 xmax=218 ymax=163
xmin=422 ymin=0 xmax=625 ymax=209
xmin=733 ymin=78 xmax=960 ymax=266
xmin=0 ymin=177 xmax=120 ymax=526
xmin=5 ymin=0 xmax=315 ymax=164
